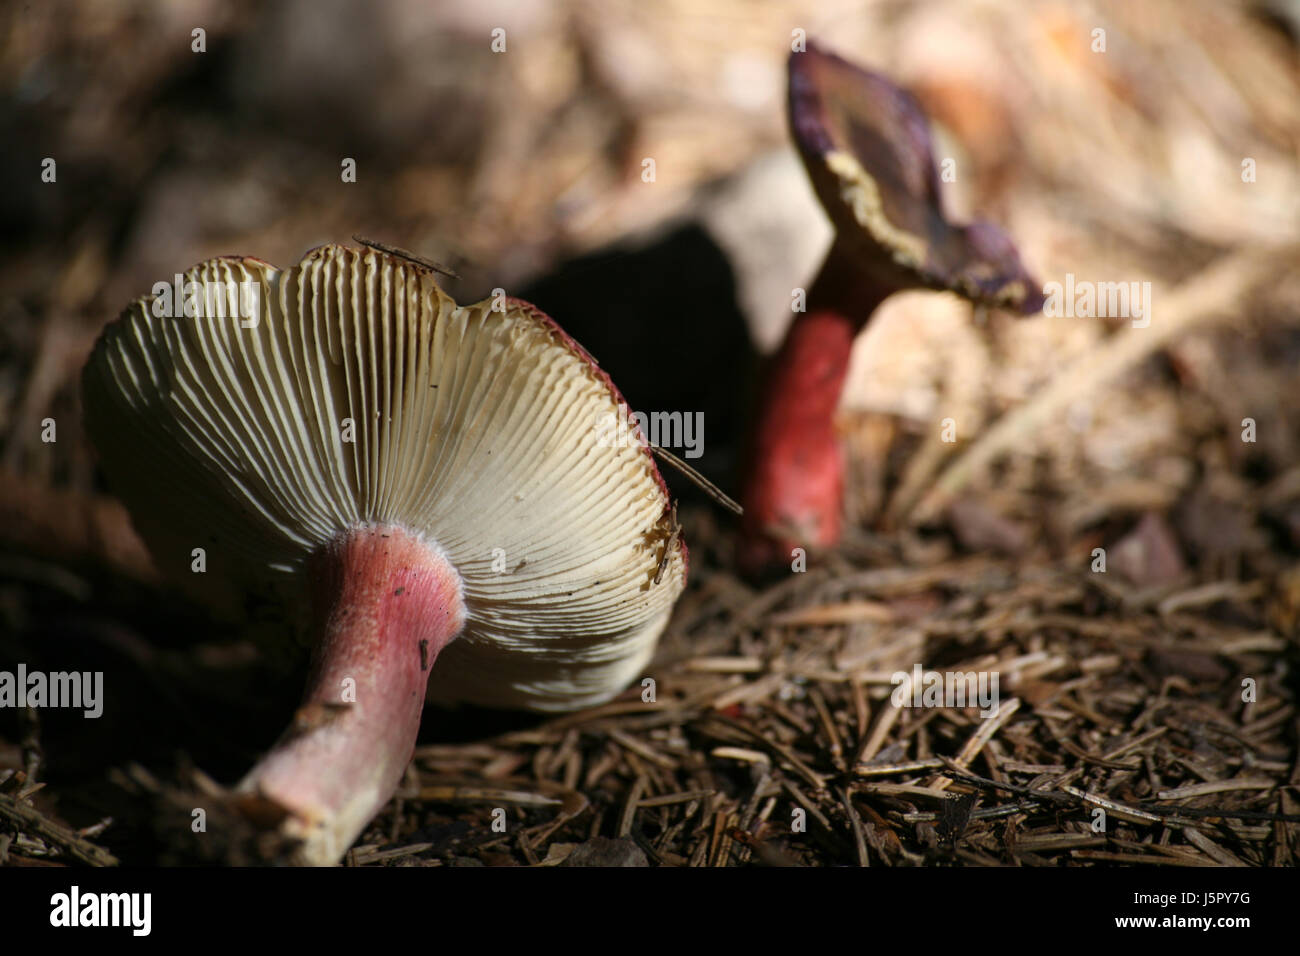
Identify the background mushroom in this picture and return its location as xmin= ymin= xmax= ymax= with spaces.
xmin=81 ymin=243 xmax=686 ymax=864
xmin=738 ymin=42 xmax=1045 ymax=574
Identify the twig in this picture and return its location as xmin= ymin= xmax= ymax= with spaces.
xmin=840 ymin=788 xmax=870 ymax=866
xmin=936 ymin=765 xmax=1300 ymax=823
xmin=929 ymin=697 xmax=1020 ymax=792
xmin=912 ymin=248 xmax=1287 ymax=523
xmin=618 ymin=774 xmax=648 ymax=837
xmin=1157 ymin=778 xmax=1275 ymax=800
xmin=0 ymin=792 xmax=118 ymax=866
xmin=352 ymin=235 xmax=460 ymax=278
xmin=649 ymin=445 xmax=743 ymax=514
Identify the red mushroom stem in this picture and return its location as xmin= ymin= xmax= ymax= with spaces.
xmin=236 ymin=523 xmax=465 ymax=863
xmin=739 ymin=242 xmax=901 ymax=574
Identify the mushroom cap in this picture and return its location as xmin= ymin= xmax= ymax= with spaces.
xmin=83 ymin=244 xmax=687 ymax=711
xmin=789 ymin=42 xmax=1045 ymax=314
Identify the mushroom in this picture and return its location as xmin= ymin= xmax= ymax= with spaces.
xmin=738 ymin=42 xmax=1044 ymax=573
xmin=82 ymin=243 xmax=686 ymax=864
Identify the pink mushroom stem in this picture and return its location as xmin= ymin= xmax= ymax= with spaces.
xmin=237 ymin=523 xmax=465 ymax=864
xmin=737 ymin=43 xmax=1047 ymax=576
xmin=739 ymin=242 xmax=900 ymax=574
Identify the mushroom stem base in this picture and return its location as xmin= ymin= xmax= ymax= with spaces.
xmin=739 ymin=243 xmax=896 ymax=575
xmin=236 ymin=523 xmax=465 ymax=864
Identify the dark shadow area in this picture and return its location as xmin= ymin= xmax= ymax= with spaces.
xmin=519 ymin=221 xmax=758 ymax=503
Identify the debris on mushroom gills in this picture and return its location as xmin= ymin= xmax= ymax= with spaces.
xmin=739 ymin=41 xmax=1045 ymax=576
xmin=81 ymin=243 xmax=687 ymax=864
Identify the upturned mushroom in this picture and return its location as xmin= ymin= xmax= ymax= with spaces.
xmin=82 ymin=243 xmax=686 ymax=864
xmin=739 ymin=42 xmax=1044 ymax=574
